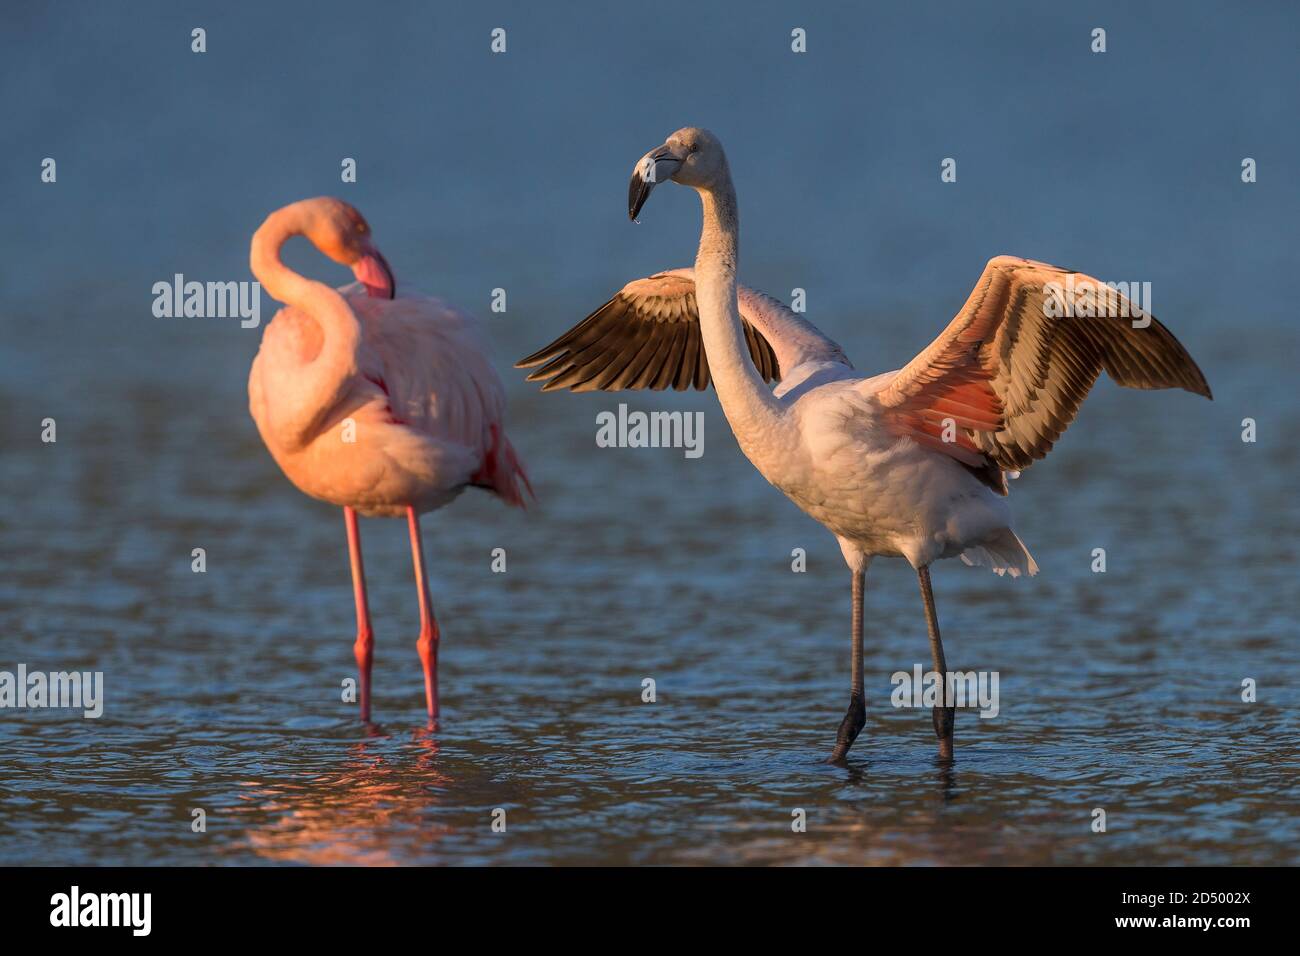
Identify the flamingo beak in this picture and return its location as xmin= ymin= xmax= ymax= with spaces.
xmin=353 ymin=242 xmax=395 ymax=299
xmin=628 ymin=144 xmax=684 ymax=221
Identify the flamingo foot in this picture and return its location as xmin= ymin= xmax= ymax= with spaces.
xmin=828 ymin=692 xmax=866 ymax=763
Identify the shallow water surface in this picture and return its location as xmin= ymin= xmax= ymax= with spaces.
xmin=1 ymin=331 xmax=1296 ymax=865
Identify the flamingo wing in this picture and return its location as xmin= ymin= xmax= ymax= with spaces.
xmin=346 ymin=288 xmax=532 ymax=507
xmin=872 ymin=256 xmax=1212 ymax=491
xmin=347 ymin=291 xmax=504 ymax=445
xmin=516 ymin=269 xmax=847 ymax=392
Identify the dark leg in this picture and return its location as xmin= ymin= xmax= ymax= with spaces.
xmin=407 ymin=505 xmax=440 ymax=725
xmin=344 ymin=506 xmax=374 ymax=722
xmin=917 ymin=565 xmax=954 ymax=760
xmin=829 ymin=569 xmax=867 ymax=762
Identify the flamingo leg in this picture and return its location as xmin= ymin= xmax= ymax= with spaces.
xmin=407 ymin=505 xmax=440 ymax=725
xmin=829 ymin=569 xmax=867 ymax=762
xmin=917 ymin=566 xmax=955 ymax=760
xmin=344 ymin=506 xmax=374 ymax=722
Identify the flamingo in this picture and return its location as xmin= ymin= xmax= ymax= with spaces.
xmin=249 ymin=197 xmax=531 ymax=725
xmin=518 ymin=128 xmax=1210 ymax=762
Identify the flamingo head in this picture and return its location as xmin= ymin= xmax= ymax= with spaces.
xmin=304 ymin=198 xmax=395 ymax=299
xmin=628 ymin=127 xmax=726 ymax=220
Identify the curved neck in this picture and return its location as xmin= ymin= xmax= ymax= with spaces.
xmin=249 ymin=206 xmax=362 ymax=449
xmin=692 ymin=166 xmax=786 ymax=448
xmin=250 ymin=206 xmax=359 ymax=336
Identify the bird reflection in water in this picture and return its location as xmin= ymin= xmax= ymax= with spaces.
xmin=236 ymin=728 xmax=450 ymax=865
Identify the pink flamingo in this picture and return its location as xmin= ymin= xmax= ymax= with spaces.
xmin=248 ymin=197 xmax=531 ymax=725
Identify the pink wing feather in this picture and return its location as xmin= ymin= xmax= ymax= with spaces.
xmin=872 ymin=256 xmax=1211 ymax=492
xmin=346 ymin=288 xmax=532 ymax=507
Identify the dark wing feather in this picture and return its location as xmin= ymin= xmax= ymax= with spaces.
xmin=517 ymin=272 xmax=780 ymax=391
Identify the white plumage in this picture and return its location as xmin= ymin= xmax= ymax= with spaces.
xmin=520 ymin=127 xmax=1209 ymax=760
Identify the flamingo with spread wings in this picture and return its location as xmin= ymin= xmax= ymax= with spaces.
xmin=249 ymin=197 xmax=530 ymax=726
xmin=519 ymin=127 xmax=1210 ymax=762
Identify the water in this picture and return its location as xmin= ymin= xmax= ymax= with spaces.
xmin=1 ymin=1 xmax=1298 ymax=865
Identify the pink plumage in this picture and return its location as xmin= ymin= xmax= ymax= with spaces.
xmin=251 ymin=286 xmax=530 ymax=516
xmin=247 ymin=197 xmax=530 ymax=725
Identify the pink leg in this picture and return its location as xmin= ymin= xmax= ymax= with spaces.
xmin=407 ymin=505 xmax=440 ymax=724
xmin=344 ymin=506 xmax=374 ymax=722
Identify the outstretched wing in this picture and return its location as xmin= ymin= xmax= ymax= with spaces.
xmin=873 ymin=256 xmax=1211 ymax=490
xmin=517 ymin=270 xmax=846 ymax=391
xmin=517 ymin=271 xmax=777 ymax=391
